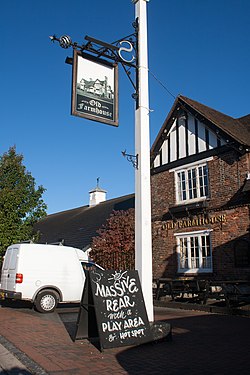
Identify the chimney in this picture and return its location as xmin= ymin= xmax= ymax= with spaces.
xmin=89 ymin=178 xmax=107 ymax=207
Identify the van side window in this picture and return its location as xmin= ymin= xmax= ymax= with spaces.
xmin=3 ymin=250 xmax=12 ymax=269
xmin=81 ymin=262 xmax=97 ymax=271
xmin=9 ymin=249 xmax=18 ymax=270
xmin=3 ymin=248 xmax=18 ymax=270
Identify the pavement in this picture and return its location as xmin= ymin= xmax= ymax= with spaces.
xmin=0 ymin=340 xmax=32 ymax=374
xmin=0 ymin=302 xmax=250 ymax=375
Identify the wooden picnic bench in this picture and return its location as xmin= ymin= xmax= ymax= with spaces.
xmin=220 ymin=281 xmax=250 ymax=307
xmin=153 ymin=278 xmax=209 ymax=304
xmin=153 ymin=278 xmax=250 ymax=307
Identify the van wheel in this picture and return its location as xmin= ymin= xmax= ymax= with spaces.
xmin=35 ymin=290 xmax=59 ymax=313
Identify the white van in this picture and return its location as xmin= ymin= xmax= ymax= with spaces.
xmin=0 ymin=243 xmax=102 ymax=313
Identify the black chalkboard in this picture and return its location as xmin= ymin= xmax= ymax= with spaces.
xmin=90 ymin=270 xmax=151 ymax=348
xmin=88 ymin=269 xmax=152 ymax=350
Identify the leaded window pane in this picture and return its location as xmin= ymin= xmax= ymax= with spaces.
xmin=176 ymin=164 xmax=209 ymax=203
xmin=177 ymin=233 xmax=212 ymax=272
xmin=180 ymin=237 xmax=188 ymax=269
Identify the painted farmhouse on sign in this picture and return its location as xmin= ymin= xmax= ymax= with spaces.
xmin=34 ymin=95 xmax=250 ymax=282
xmin=77 ymin=76 xmax=114 ymax=100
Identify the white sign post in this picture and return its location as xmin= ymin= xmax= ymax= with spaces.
xmin=133 ymin=0 xmax=154 ymax=322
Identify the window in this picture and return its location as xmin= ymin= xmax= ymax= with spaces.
xmin=81 ymin=262 xmax=104 ymax=271
xmin=175 ymin=230 xmax=212 ymax=273
xmin=3 ymin=248 xmax=18 ymax=270
xmin=175 ymin=163 xmax=209 ymax=203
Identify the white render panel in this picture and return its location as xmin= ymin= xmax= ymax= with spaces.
xmin=162 ymin=139 xmax=168 ymax=164
xmin=152 ymin=110 xmax=230 ymax=168
xmin=154 ymin=154 xmax=160 ymax=168
xmin=198 ymin=121 xmax=206 ymax=152
xmin=187 ymin=116 xmax=196 ymax=155
xmin=170 ymin=122 xmax=177 ymax=162
xmin=179 ymin=123 xmax=186 ymax=159
xmin=209 ymin=130 xmax=217 ymax=149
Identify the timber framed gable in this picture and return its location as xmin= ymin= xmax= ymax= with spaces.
xmin=151 ymin=95 xmax=250 ymax=174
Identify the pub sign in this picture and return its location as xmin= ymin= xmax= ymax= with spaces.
xmin=72 ymin=50 xmax=118 ymax=126
xmin=74 ymin=270 xmax=152 ymax=350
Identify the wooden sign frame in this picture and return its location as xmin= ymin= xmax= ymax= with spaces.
xmin=72 ymin=50 xmax=119 ymax=126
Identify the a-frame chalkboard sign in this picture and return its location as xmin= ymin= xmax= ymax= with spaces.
xmin=74 ymin=269 xmax=152 ymax=350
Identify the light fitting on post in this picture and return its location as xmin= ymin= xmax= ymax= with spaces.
xmin=122 ymin=150 xmax=138 ymax=169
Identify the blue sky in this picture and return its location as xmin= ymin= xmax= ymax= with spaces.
xmin=1 ymin=0 xmax=250 ymax=214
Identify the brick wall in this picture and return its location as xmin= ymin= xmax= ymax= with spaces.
xmin=208 ymin=151 xmax=249 ymax=208
xmin=151 ymin=151 xmax=250 ymax=280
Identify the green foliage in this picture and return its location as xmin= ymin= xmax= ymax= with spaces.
xmin=0 ymin=146 xmax=47 ymax=257
xmin=91 ymin=209 xmax=135 ymax=270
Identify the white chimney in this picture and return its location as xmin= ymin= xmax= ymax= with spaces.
xmin=89 ymin=179 xmax=107 ymax=206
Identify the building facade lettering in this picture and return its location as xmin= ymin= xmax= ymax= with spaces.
xmin=159 ymin=214 xmax=226 ymax=232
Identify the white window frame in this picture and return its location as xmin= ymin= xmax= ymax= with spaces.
xmin=170 ymin=157 xmax=212 ymax=205
xmin=175 ymin=230 xmax=213 ymax=274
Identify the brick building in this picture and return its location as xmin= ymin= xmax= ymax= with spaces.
xmin=151 ymin=95 xmax=250 ymax=281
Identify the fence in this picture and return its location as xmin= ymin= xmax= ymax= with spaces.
xmin=94 ymin=251 xmax=134 ymax=270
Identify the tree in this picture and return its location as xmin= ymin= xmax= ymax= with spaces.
xmin=91 ymin=209 xmax=135 ymax=270
xmin=0 ymin=146 xmax=47 ymax=258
